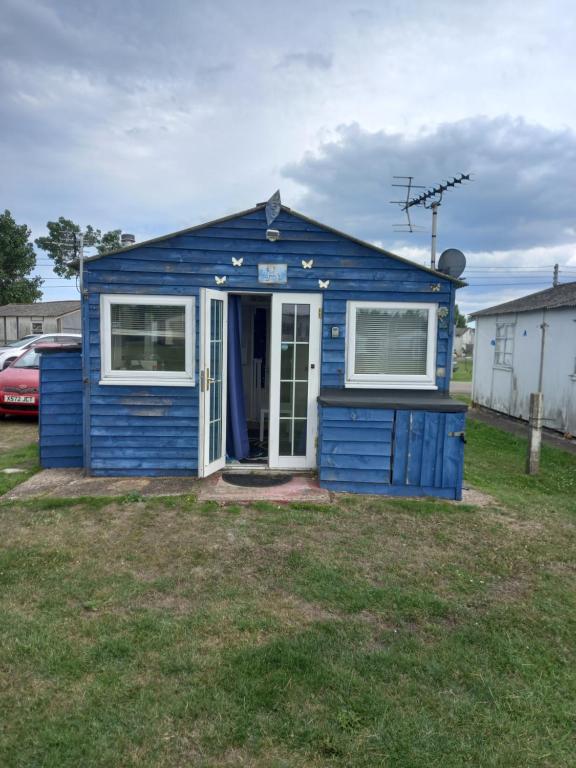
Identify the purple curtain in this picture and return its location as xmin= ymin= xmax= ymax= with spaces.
xmin=226 ymin=295 xmax=250 ymax=459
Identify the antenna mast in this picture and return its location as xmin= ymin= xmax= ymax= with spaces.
xmin=391 ymin=173 xmax=471 ymax=269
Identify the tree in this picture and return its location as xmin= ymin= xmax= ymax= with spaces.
xmin=35 ymin=217 xmax=123 ymax=279
xmin=454 ymin=303 xmax=467 ymax=328
xmin=0 ymin=210 xmax=43 ymax=305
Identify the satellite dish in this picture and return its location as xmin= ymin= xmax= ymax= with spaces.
xmin=438 ymin=248 xmax=466 ymax=278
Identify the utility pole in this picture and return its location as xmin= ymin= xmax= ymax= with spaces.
xmin=526 ymin=393 xmax=544 ymax=474
xmin=527 ymin=312 xmax=548 ymax=475
xmin=553 ymin=263 xmax=559 ymax=287
xmin=75 ymin=232 xmax=85 ymax=293
xmin=430 ymin=202 xmax=440 ymax=270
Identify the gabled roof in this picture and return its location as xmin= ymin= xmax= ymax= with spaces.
xmin=0 ymin=301 xmax=80 ymax=318
xmin=470 ymin=281 xmax=576 ymax=318
xmin=80 ymin=203 xmax=466 ymax=286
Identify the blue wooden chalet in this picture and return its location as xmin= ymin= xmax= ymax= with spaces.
xmin=39 ymin=200 xmax=467 ymax=499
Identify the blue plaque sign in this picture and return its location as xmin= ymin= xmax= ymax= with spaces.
xmin=258 ymin=263 xmax=287 ymax=284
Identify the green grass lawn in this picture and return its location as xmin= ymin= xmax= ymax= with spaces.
xmin=452 ymin=357 xmax=473 ymax=382
xmin=0 ymin=442 xmax=39 ymax=496
xmin=0 ymin=423 xmax=575 ymax=767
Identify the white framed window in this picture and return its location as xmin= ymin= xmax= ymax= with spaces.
xmin=345 ymin=301 xmax=438 ymax=389
xmin=494 ymin=321 xmax=515 ymax=367
xmin=31 ymin=321 xmax=43 ymax=334
xmin=100 ymin=294 xmax=195 ymax=386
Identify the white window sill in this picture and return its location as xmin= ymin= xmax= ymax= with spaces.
xmin=345 ymin=381 xmax=438 ymax=390
xmin=99 ymin=378 xmax=195 ymax=388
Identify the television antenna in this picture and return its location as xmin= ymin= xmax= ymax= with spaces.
xmin=391 ymin=172 xmax=471 ymax=269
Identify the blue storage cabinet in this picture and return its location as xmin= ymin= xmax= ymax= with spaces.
xmin=318 ymin=391 xmax=466 ymax=499
xmin=39 ymin=347 xmax=84 ymax=469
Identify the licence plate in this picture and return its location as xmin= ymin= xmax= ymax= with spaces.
xmin=4 ymin=395 xmax=35 ymax=403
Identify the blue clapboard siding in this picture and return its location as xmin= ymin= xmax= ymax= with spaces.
xmin=82 ymin=205 xmax=457 ymax=477
xmin=318 ymin=406 xmax=465 ymax=500
xmin=39 ymin=350 xmax=84 ymax=468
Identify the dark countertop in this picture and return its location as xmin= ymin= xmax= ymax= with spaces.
xmin=317 ymin=388 xmax=468 ymax=412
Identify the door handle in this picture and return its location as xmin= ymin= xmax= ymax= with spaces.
xmin=201 ymin=368 xmax=211 ymax=392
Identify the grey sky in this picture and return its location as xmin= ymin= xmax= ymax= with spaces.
xmin=1 ymin=0 xmax=575 ymax=312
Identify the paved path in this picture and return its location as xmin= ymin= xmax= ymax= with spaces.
xmin=450 ymin=381 xmax=472 ymax=395
xmin=5 ymin=467 xmax=331 ymax=504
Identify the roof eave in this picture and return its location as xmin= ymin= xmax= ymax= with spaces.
xmin=77 ymin=202 xmax=465 ymax=286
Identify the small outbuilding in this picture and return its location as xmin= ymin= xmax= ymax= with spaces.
xmin=0 ymin=301 xmax=81 ymax=343
xmin=453 ymin=326 xmax=475 ymax=357
xmin=39 ymin=201 xmax=467 ymax=498
xmin=471 ymin=281 xmax=576 ymax=435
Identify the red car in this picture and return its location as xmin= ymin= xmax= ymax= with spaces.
xmin=0 ymin=343 xmax=79 ymax=418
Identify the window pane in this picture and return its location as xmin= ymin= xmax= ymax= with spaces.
xmin=495 ymin=323 xmax=514 ymax=366
xmin=111 ymin=303 xmax=186 ymax=372
xmin=13 ymin=349 xmax=40 ymax=368
xmin=354 ymin=307 xmax=428 ymax=376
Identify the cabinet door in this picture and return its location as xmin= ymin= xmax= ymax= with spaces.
xmin=391 ymin=410 xmax=465 ymax=496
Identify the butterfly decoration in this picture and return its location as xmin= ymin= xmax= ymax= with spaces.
xmin=430 ymin=283 xmax=441 ymax=292
xmin=318 ymin=279 xmax=330 ymax=289
xmin=302 ymin=259 xmax=313 ymax=269
xmin=215 ymin=276 xmax=227 ymax=285
xmin=232 ymin=257 xmax=243 ymax=267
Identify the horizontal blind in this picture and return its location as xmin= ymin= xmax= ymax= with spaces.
xmin=354 ymin=307 xmax=429 ymax=375
xmin=111 ymin=304 xmax=185 ymax=338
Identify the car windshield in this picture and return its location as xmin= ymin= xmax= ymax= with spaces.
xmin=6 ymin=335 xmax=40 ymax=348
xmin=12 ymin=349 xmax=40 ymax=369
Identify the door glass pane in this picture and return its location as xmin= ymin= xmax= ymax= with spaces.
xmin=280 ymin=343 xmax=294 ymax=380
xmin=282 ymin=305 xmax=295 ymax=341
xmin=293 ymin=420 xmax=307 ymax=456
xmin=294 ymin=382 xmax=307 ymax=417
xmin=295 ymin=344 xmax=309 ymax=380
xmin=279 ymin=419 xmax=292 ymax=455
xmin=295 ymin=305 xmax=310 ymax=341
xmin=278 ymin=302 xmax=311 ymax=457
xmin=280 ymin=382 xmax=293 ymax=417
xmin=209 ymin=298 xmax=223 ymax=463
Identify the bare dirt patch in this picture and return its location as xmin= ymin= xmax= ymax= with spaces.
xmin=0 ymin=418 xmax=38 ymax=453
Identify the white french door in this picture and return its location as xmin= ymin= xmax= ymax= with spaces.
xmin=199 ymin=289 xmax=228 ymax=477
xmin=269 ymin=293 xmax=322 ymax=470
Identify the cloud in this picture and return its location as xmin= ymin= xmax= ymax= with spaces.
xmin=282 ymin=116 xmax=576 ymax=253
xmin=2 ymin=0 xmax=576 ymax=312
xmin=276 ymin=52 xmax=333 ymax=71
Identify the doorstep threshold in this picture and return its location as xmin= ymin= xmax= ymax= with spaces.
xmin=223 ymin=465 xmax=315 ymax=475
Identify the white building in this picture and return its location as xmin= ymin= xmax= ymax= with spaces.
xmin=471 ymin=282 xmax=576 ymax=435
xmin=0 ymin=301 xmax=81 ymax=343
xmin=453 ymin=326 xmax=475 ymax=357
